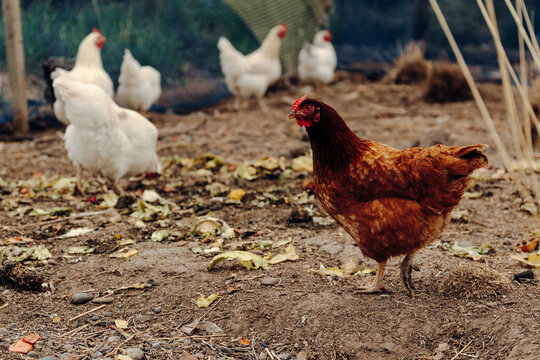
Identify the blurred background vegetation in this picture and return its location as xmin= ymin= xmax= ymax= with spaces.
xmin=0 ymin=0 xmax=538 ymax=86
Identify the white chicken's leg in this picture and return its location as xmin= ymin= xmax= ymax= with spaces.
xmin=257 ymin=97 xmax=269 ymax=113
xmin=112 ymin=181 xmax=123 ymax=195
xmin=233 ymin=97 xmax=241 ymax=111
xmin=75 ymin=165 xmax=84 ymax=194
xmin=354 ymin=260 xmax=388 ymax=294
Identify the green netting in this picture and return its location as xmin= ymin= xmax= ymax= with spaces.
xmin=224 ymin=0 xmax=333 ymax=72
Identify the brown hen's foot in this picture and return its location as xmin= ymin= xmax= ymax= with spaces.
xmin=400 ymin=254 xmax=416 ymax=296
xmin=354 ymin=260 xmax=388 ymax=295
xmin=353 ymin=286 xmax=390 ymax=294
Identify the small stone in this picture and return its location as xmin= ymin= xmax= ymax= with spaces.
xmin=0 ymin=327 xmax=9 ymax=337
xmin=47 ymin=259 xmax=58 ymax=265
xmin=125 ymin=347 xmax=144 ymax=360
xmin=88 ymin=350 xmax=103 ymax=358
xmin=218 ymin=345 xmax=232 ymax=354
xmin=193 ymin=353 xmax=204 ymax=359
xmin=380 ymin=294 xmax=389 ymax=299
xmin=107 ymin=336 xmax=120 ymax=343
xmin=514 ymin=269 xmax=535 ymax=283
xmin=118 ymin=304 xmax=123 ymax=309
xmin=319 ymin=243 xmax=343 ymax=255
xmin=153 ymin=306 xmax=162 ymax=314
xmin=92 ymin=297 xmax=114 ymax=304
xmin=27 ymin=351 xmax=40 ymax=358
xmin=152 ymin=341 xmax=163 ymax=349
xmin=100 ymin=346 xmax=110 ymax=353
xmin=261 ymin=277 xmax=280 ymax=286
xmin=38 ymin=356 xmax=59 ymax=360
xmin=71 ymin=293 xmax=94 ymax=305
xmin=90 ymin=315 xmax=99 ymax=321
xmin=259 ymin=352 xmax=268 ymax=360
xmin=296 ymin=351 xmax=308 ymax=360
xmin=280 ymin=353 xmax=292 ymax=360
xmin=101 ymin=311 xmax=113 ymax=317
xmin=136 ymin=314 xmax=147 ymax=321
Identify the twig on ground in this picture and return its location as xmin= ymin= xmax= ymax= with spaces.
xmin=158 ymin=334 xmax=227 ymax=341
xmin=198 ymin=295 xmax=225 ymax=321
xmin=105 ymin=334 xmax=135 ymax=357
xmin=0 ymin=303 xmax=9 ymax=311
xmin=450 ymin=340 xmax=473 ymax=360
xmin=58 ymin=323 xmax=89 ymax=338
xmin=67 ymin=304 xmax=106 ymax=323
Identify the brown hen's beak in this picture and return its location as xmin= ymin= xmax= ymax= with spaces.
xmin=288 ymin=111 xmax=297 ymax=119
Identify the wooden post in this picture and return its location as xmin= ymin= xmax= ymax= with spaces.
xmin=2 ymin=0 xmax=28 ymax=135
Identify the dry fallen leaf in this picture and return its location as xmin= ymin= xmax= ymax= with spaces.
xmin=341 ymin=258 xmax=361 ymax=276
xmin=109 ymin=248 xmax=139 ymax=259
xmin=291 ymin=153 xmax=313 ymax=173
xmin=240 ymin=337 xmax=251 ymax=345
xmin=510 ymin=253 xmax=540 ymax=268
xmin=515 ymin=238 xmax=539 ymax=253
xmin=208 ymin=251 xmax=269 ymax=270
xmin=114 ymin=319 xmax=128 ymax=329
xmin=234 ymin=163 xmax=258 ymax=180
xmin=196 ymin=293 xmax=219 ymax=308
xmin=9 ymin=339 xmax=34 ymax=354
xmin=229 ymin=188 xmax=246 ymax=201
xmin=267 ymin=244 xmax=299 ymax=265
xmin=181 ymin=320 xmax=223 ymax=335
xmin=446 ymin=243 xmax=494 ymax=261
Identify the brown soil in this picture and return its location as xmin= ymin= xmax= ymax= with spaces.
xmin=0 ymin=76 xmax=539 ymax=360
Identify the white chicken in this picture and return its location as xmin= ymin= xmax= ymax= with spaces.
xmin=52 ymin=28 xmax=114 ymax=125
xmin=53 ymin=76 xmax=161 ymax=194
xmin=298 ymin=30 xmax=337 ymax=84
xmin=116 ymin=49 xmax=161 ymax=111
xmin=217 ymin=23 xmax=287 ymax=110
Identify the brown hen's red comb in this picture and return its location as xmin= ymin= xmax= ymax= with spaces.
xmin=292 ymin=95 xmax=307 ymax=111
xmin=92 ymin=27 xmax=101 ymax=34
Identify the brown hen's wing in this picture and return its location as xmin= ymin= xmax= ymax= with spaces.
xmin=399 ymin=144 xmax=488 ymax=214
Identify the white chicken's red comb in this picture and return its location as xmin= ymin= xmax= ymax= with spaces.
xmin=292 ymin=95 xmax=307 ymax=111
xmin=92 ymin=27 xmax=102 ymax=34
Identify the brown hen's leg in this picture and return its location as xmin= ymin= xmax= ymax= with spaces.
xmin=400 ymin=253 xmax=416 ymax=296
xmin=354 ymin=260 xmax=388 ymax=294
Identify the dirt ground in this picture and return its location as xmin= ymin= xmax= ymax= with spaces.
xmin=0 ymin=75 xmax=539 ymax=360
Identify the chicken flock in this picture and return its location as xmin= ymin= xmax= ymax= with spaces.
xmin=46 ymin=24 xmax=486 ymax=295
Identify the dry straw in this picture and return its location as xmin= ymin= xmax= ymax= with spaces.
xmin=428 ymin=0 xmax=540 ymax=217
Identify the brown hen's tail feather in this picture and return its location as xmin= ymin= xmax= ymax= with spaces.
xmin=455 ymin=144 xmax=488 ymax=166
xmin=447 ymin=144 xmax=488 ymax=179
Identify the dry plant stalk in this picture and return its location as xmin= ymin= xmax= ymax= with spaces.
xmin=429 ymin=0 xmax=540 ymax=217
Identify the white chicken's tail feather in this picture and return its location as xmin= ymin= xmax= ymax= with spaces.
xmin=51 ymin=67 xmax=69 ymax=80
xmin=217 ymin=37 xmax=244 ymax=78
xmin=53 ymin=77 xmax=116 ymax=128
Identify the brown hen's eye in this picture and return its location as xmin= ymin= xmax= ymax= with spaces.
xmin=305 ymin=104 xmax=314 ymax=112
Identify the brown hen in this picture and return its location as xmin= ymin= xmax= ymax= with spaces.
xmin=289 ymin=96 xmax=487 ymax=295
